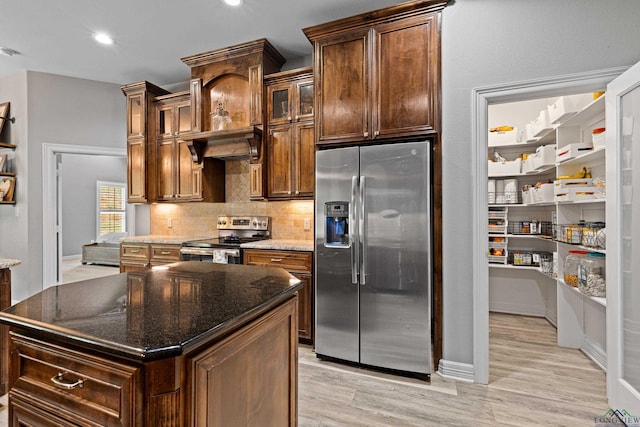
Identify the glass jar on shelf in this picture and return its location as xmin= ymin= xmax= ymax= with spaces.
xmin=563 ymin=250 xmax=588 ymax=287
xmin=578 ymin=253 xmax=606 ymax=297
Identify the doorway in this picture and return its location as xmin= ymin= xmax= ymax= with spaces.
xmin=471 ymin=68 xmax=625 ymax=384
xmin=42 ymin=144 xmax=128 ymax=288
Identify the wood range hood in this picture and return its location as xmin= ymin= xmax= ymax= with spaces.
xmin=179 ymin=38 xmax=285 ymax=165
xmin=180 ymin=126 xmax=262 ymax=164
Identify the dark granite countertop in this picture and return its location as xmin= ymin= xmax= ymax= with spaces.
xmin=0 ymin=261 xmax=301 ymax=362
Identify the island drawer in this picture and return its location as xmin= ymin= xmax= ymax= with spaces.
xmin=243 ymin=249 xmax=312 ymax=273
xmin=149 ymin=244 xmax=181 ymax=263
xmin=120 ymin=243 xmax=150 ymax=260
xmin=9 ymin=332 xmax=141 ymax=426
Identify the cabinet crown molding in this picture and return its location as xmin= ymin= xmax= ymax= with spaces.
xmin=303 ymin=0 xmax=450 ymax=41
xmin=181 ymin=38 xmax=286 ymax=69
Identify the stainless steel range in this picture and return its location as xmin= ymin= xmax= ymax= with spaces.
xmin=180 ymin=216 xmax=270 ymax=264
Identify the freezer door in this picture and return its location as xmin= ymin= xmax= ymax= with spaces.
xmin=359 ymin=141 xmax=432 ymax=374
xmin=315 ymin=147 xmax=360 ymax=362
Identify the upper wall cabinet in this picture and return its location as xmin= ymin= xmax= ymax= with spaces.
xmin=265 ymin=68 xmax=315 ymax=200
xmin=303 ymin=0 xmax=448 ymax=146
xmin=121 ymin=81 xmax=170 ymax=203
xmin=180 ymin=39 xmax=285 ymax=164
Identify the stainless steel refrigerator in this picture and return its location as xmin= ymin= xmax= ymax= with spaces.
xmin=315 ymin=141 xmax=432 ymax=375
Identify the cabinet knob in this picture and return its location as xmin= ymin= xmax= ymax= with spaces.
xmin=288 ymin=116 xmax=292 ymax=122
xmin=287 ymin=191 xmax=291 ymax=195
xmin=295 ymin=190 xmax=300 ymax=195
xmin=175 ymin=132 xmax=179 ymax=136
xmin=374 ymin=130 xmax=380 ymax=137
xmin=363 ymin=132 xmax=369 ymax=138
xmin=294 ymin=115 xmax=299 ymax=122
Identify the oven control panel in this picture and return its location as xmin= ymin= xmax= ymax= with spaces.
xmin=217 ymin=216 xmax=270 ymax=231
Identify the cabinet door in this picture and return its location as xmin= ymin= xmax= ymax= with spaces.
xmin=157 ymin=103 xmax=175 ymax=139
xmin=127 ymin=92 xmax=145 ymax=139
xmin=268 ymin=83 xmax=292 ymax=125
xmin=176 ymin=139 xmax=197 ymax=200
xmin=316 ymin=30 xmax=369 ymax=144
xmin=295 ymin=81 xmax=314 ymax=123
xmin=372 ymin=14 xmax=439 ymax=139
xmin=157 ymin=138 xmax=176 ymax=201
xmin=293 ymin=123 xmax=315 ymax=198
xmin=294 ymin=273 xmax=313 ymax=342
xmin=127 ymin=137 xmax=147 ymax=203
xmin=249 ymin=163 xmax=265 ymax=200
xmin=267 ymin=126 xmax=293 ymax=199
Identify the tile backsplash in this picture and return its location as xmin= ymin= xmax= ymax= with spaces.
xmin=149 ymin=159 xmax=314 ymax=240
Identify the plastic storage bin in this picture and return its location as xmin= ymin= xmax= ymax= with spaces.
xmin=578 ymin=253 xmax=606 ymax=297
xmin=529 ymin=109 xmax=553 ymax=137
xmin=563 ymin=250 xmax=588 ymax=287
xmin=488 ymin=158 xmax=521 ymax=176
xmin=488 ymin=127 xmax=519 ymax=146
xmin=530 ymin=183 xmax=554 ymax=203
xmin=556 ymin=142 xmax=594 ymax=162
xmin=547 ymin=94 xmax=592 ymax=124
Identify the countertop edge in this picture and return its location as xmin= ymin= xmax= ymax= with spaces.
xmin=0 ymin=259 xmax=21 ymax=269
xmin=240 ymin=239 xmax=314 ymax=252
xmin=0 ymin=281 xmax=303 ymax=363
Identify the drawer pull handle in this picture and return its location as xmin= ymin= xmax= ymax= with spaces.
xmin=51 ymin=372 xmax=84 ymax=390
xmin=130 ymin=249 xmax=140 ymax=253
xmin=270 ymin=258 xmax=283 ymax=262
xmin=160 ymin=251 xmax=171 ymax=255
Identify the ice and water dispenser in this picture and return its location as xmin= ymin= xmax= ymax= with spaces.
xmin=324 ymin=202 xmax=350 ymax=247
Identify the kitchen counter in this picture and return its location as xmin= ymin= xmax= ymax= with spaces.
xmin=0 ymin=261 xmax=300 ymax=361
xmin=121 ymin=234 xmax=211 ymax=245
xmin=0 ymin=258 xmax=21 ymax=269
xmin=241 ymin=239 xmax=314 ymax=252
xmin=0 ymin=259 xmax=18 ymax=396
xmin=0 ymin=261 xmax=302 ymax=425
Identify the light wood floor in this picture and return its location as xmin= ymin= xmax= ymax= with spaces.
xmin=299 ymin=312 xmax=609 ymax=426
xmin=0 ymin=264 xmax=610 ymax=425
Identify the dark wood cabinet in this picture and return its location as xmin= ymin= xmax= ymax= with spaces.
xmin=304 ymin=1 xmax=444 ymax=145
xmin=121 ymin=81 xmax=170 ymax=203
xmin=265 ymin=68 xmax=315 ymax=200
xmin=244 ymin=249 xmax=314 ymax=343
xmin=155 ymin=92 xmax=225 ymax=203
xmin=120 ymin=243 xmax=182 ymax=273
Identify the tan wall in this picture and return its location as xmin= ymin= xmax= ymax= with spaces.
xmin=149 ymin=159 xmax=314 ymax=240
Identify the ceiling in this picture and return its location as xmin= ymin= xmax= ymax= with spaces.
xmin=0 ymin=0 xmax=408 ymax=87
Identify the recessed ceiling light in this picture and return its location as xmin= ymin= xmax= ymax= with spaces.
xmin=223 ymin=0 xmax=242 ymax=6
xmin=93 ymin=32 xmax=114 ymax=46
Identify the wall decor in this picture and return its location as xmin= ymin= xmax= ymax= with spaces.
xmin=0 ymin=102 xmax=12 ymax=136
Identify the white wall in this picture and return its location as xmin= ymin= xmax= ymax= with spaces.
xmin=0 ymin=71 xmax=126 ymax=301
xmin=0 ymin=71 xmax=28 ymax=302
xmin=440 ymin=0 xmax=640 ymax=367
xmin=61 ymin=154 xmax=127 ymax=256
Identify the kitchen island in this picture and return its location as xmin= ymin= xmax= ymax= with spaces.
xmin=0 ymin=261 xmax=302 ymax=426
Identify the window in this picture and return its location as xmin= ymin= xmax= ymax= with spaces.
xmin=97 ymin=181 xmax=126 ymax=237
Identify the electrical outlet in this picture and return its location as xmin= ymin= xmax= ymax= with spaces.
xmin=167 ymin=217 xmax=173 ymax=228
xmin=303 ymin=218 xmax=311 ymax=231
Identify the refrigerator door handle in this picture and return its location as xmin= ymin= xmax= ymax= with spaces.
xmin=359 ymin=176 xmax=366 ymax=285
xmin=351 ymin=175 xmax=359 ymax=284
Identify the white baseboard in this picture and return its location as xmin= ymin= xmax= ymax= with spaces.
xmin=489 ymin=302 xmax=546 ymax=317
xmin=545 ymin=308 xmax=558 ymax=328
xmin=63 ymin=254 xmax=82 ymax=261
xmin=437 ymin=359 xmax=474 ymax=383
xmin=582 ymin=336 xmax=607 ymax=372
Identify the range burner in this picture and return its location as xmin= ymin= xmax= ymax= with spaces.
xmin=180 ymin=216 xmax=271 ymax=264
xmin=182 ymin=216 xmax=271 ymax=250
